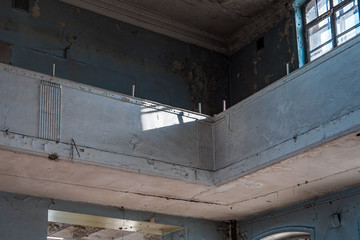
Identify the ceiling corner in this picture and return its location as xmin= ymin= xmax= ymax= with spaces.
xmin=59 ymin=0 xmax=228 ymax=54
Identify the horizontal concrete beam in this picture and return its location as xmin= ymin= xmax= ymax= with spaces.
xmin=0 ymin=63 xmax=214 ymax=184
xmin=1 ymin=35 xmax=360 ymax=187
xmin=2 ymin=35 xmax=360 ymax=220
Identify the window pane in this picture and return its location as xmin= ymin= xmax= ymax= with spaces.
xmin=333 ymin=0 xmax=344 ymax=6
xmin=318 ymin=0 xmax=330 ymax=15
xmin=306 ymin=0 xmax=318 ymax=23
xmin=308 ymin=17 xmax=332 ymax=50
xmin=310 ymin=41 xmax=333 ymax=60
xmin=335 ymin=0 xmax=359 ymax=35
xmin=337 ymin=26 xmax=360 ymax=44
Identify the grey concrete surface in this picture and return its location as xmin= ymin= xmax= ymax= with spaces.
xmin=1 ymin=33 xmax=360 ymax=186
xmin=0 ymin=191 xmax=227 ymax=240
xmin=213 ymin=34 xmax=360 ymax=183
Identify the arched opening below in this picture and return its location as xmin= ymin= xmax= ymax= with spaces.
xmin=260 ymin=231 xmax=311 ymax=240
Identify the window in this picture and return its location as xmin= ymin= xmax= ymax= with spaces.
xmin=304 ymin=0 xmax=360 ymax=61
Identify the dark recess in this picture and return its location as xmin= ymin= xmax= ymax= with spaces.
xmin=12 ymin=0 xmax=29 ymax=11
xmin=256 ymin=37 xmax=264 ymax=51
xmin=0 ymin=41 xmax=12 ymax=64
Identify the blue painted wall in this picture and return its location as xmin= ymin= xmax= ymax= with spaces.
xmin=0 ymin=0 xmax=229 ymax=115
xmin=0 ymin=192 xmax=49 ymax=240
xmin=0 ymin=0 xmax=305 ymax=113
xmin=229 ymin=15 xmax=299 ymax=106
xmin=0 ymin=191 xmax=227 ymax=240
xmin=237 ymin=185 xmax=360 ymax=240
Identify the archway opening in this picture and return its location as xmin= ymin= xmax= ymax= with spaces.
xmin=260 ymin=231 xmax=311 ymax=240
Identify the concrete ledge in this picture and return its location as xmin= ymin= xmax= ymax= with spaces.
xmin=0 ymin=131 xmax=213 ymax=185
xmin=213 ymin=34 xmax=360 ymax=183
xmin=1 ymin=34 xmax=360 ymax=187
xmin=214 ymin=107 xmax=360 ymax=185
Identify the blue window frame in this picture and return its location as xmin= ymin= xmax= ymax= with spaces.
xmin=293 ymin=0 xmax=360 ymax=64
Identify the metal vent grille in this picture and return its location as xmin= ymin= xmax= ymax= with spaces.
xmin=39 ymin=80 xmax=61 ymax=141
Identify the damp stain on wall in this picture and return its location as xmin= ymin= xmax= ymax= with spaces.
xmin=229 ymin=15 xmax=297 ymax=106
xmin=278 ymin=17 xmax=296 ymax=71
xmin=171 ymin=58 xmax=228 ymax=115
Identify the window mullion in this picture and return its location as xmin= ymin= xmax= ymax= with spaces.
xmin=330 ymin=3 xmax=337 ymax=48
xmin=358 ymin=0 xmax=360 ymax=25
xmin=302 ymin=0 xmax=360 ymax=63
xmin=333 ymin=0 xmax=354 ymax=11
xmin=305 ymin=26 xmax=310 ymax=62
xmin=306 ymin=10 xmax=332 ymax=28
xmin=336 ymin=22 xmax=360 ymax=37
xmin=309 ymin=39 xmax=333 ymax=55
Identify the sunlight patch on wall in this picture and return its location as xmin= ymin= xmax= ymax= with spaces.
xmin=140 ymin=106 xmax=204 ymax=131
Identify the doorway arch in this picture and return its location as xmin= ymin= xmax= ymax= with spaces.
xmin=253 ymin=226 xmax=315 ymax=240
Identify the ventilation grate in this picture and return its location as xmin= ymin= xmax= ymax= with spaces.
xmin=39 ymin=80 xmax=61 ymax=141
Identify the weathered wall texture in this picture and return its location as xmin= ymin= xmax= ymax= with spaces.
xmin=0 ymin=0 xmax=304 ymax=114
xmin=0 ymin=192 xmax=49 ymax=240
xmin=237 ymin=185 xmax=360 ymax=240
xmin=229 ymin=15 xmax=298 ymax=106
xmin=214 ymin=33 xmax=360 ymax=175
xmin=0 ymin=0 xmax=228 ymax=115
xmin=0 ymin=191 xmax=227 ymax=240
xmin=0 ymin=63 xmax=214 ymax=182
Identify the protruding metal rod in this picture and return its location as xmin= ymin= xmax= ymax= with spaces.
xmin=286 ymin=63 xmax=290 ymax=75
xmin=198 ymin=103 xmax=202 ymax=114
xmin=132 ymin=85 xmax=135 ymax=97
xmin=223 ymin=100 xmax=226 ymax=112
xmin=52 ymin=63 xmax=56 ymax=77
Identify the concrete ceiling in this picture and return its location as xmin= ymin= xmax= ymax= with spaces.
xmin=119 ymin=0 xmax=274 ymax=36
xmin=1 ymin=130 xmax=360 ymax=221
xmin=59 ymin=0 xmax=291 ymax=53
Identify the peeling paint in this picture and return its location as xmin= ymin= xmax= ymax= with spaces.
xmin=278 ymin=17 xmax=292 ymax=48
xmin=32 ymin=0 xmax=41 ymax=19
xmin=0 ymin=0 xmax=229 ymax=115
xmin=230 ymin=17 xmax=297 ymax=105
xmin=72 ymin=7 xmax=80 ymax=15
xmin=278 ymin=17 xmax=296 ymax=69
xmin=58 ymin=21 xmax=67 ymax=28
xmin=171 ymin=59 xmax=227 ymax=115
xmin=264 ymin=74 xmax=274 ymax=85
xmin=129 ymin=135 xmax=140 ymax=151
